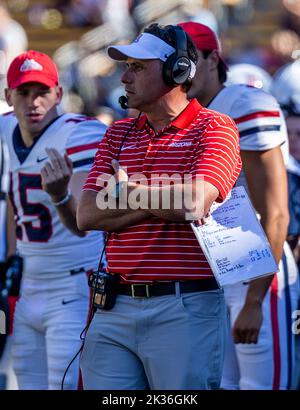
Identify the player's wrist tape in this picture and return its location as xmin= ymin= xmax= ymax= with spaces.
xmin=51 ymin=190 xmax=72 ymax=206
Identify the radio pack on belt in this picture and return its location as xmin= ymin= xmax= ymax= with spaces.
xmin=88 ymin=271 xmax=120 ymax=310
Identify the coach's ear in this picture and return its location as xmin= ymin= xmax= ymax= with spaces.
xmin=5 ymin=88 xmax=13 ymax=106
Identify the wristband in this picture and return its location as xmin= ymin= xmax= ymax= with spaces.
xmin=51 ymin=190 xmax=72 ymax=206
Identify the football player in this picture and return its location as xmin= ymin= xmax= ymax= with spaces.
xmin=180 ymin=21 xmax=299 ymax=390
xmin=2 ymin=50 xmax=106 ymax=389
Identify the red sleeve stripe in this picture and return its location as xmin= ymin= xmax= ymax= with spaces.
xmin=234 ymin=111 xmax=280 ymax=124
xmin=66 ymin=142 xmax=99 ymax=155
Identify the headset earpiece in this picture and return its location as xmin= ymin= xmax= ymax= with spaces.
xmin=163 ymin=26 xmax=193 ymax=87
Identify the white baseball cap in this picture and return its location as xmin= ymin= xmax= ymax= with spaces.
xmin=107 ymin=33 xmax=176 ymax=62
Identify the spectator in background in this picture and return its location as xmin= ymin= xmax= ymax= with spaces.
xmin=0 ymin=2 xmax=27 ymax=68
xmin=55 ymin=0 xmax=104 ymax=26
xmin=0 ymin=2 xmax=27 ymax=106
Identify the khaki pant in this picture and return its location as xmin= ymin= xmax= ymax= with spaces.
xmin=81 ymin=287 xmax=226 ymax=390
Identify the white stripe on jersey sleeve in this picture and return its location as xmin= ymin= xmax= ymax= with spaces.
xmin=237 ymin=110 xmax=288 ymax=151
xmin=65 ymin=116 xmax=107 ymax=172
xmin=237 ymin=115 xmax=281 ymax=133
xmin=239 ymin=130 xmax=287 ymax=151
xmin=67 ymin=148 xmax=98 ymax=163
xmin=231 ymin=89 xmax=288 ymax=151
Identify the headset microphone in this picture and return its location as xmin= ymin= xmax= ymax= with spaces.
xmin=118 ymin=95 xmax=128 ymax=109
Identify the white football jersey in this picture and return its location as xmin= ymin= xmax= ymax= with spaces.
xmin=0 ymin=135 xmax=9 ymax=262
xmin=1 ymin=112 xmax=107 ymax=279
xmin=208 ymin=84 xmax=289 ymax=190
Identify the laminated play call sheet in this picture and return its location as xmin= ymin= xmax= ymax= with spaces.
xmin=191 ymin=186 xmax=278 ymax=286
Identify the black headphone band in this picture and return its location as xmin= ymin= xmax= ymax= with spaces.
xmin=162 ymin=25 xmax=192 ymax=87
xmin=172 ymin=26 xmax=189 ymax=58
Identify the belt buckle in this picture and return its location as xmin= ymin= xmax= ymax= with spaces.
xmin=131 ymin=284 xmax=150 ymax=298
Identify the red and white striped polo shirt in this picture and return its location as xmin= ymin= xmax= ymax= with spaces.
xmin=84 ymin=99 xmax=241 ymax=283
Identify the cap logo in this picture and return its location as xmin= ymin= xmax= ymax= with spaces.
xmin=133 ymin=34 xmax=143 ymax=43
xmin=20 ymin=58 xmax=43 ymax=72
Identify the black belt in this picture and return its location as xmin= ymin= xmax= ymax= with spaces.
xmin=118 ymin=278 xmax=219 ymax=298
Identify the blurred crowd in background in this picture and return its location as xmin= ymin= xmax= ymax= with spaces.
xmin=0 ymin=0 xmax=300 ymax=125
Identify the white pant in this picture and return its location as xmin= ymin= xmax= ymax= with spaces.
xmin=12 ymin=273 xmax=90 ymax=390
xmin=221 ymin=242 xmax=300 ymax=390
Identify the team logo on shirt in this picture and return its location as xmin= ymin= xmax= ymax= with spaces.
xmin=20 ymin=59 xmax=43 ymax=72
xmin=169 ymin=141 xmax=192 ymax=148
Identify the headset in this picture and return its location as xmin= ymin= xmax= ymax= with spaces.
xmin=162 ymin=25 xmax=195 ymax=87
